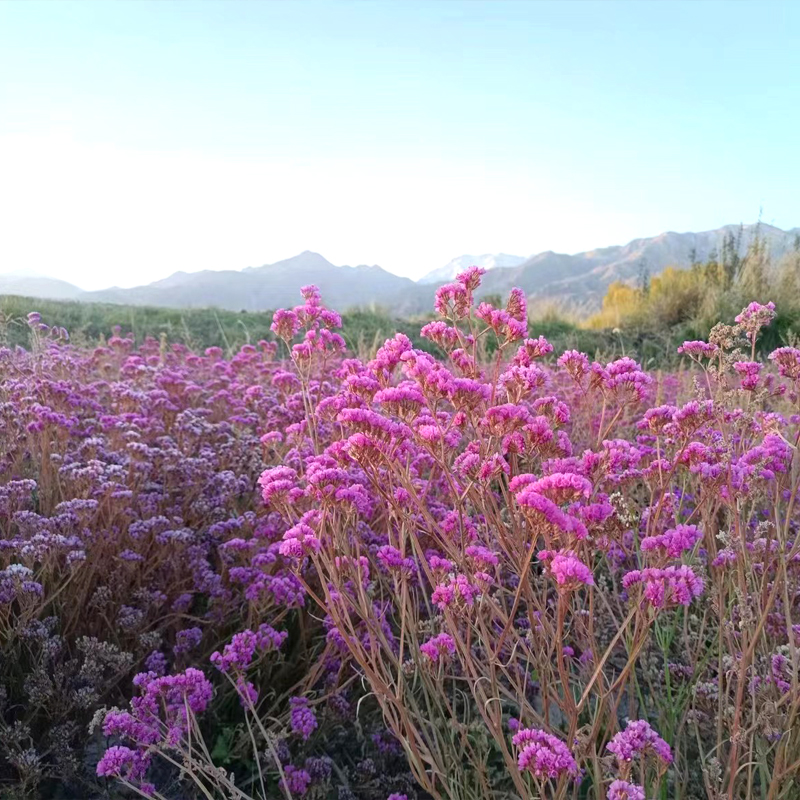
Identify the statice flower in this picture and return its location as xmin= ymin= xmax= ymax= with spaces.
xmin=538 ymin=549 xmax=594 ymax=589
xmin=607 ymin=780 xmax=646 ymax=800
xmin=734 ymin=360 xmax=762 ymax=390
xmin=770 ymin=346 xmax=800 ymax=380
xmin=271 ymin=308 xmax=301 ymax=339
xmin=735 ymin=300 xmax=776 ymax=341
xmin=524 ymin=472 xmax=592 ymax=504
xmin=279 ymin=522 xmax=322 ymax=558
xmin=513 ymin=485 xmax=583 ymax=537
xmin=210 ymin=625 xmax=286 ymax=673
xmin=623 ymin=565 xmax=704 ymax=609
xmin=289 ymin=696 xmax=318 ymax=740
xmin=420 ymin=632 xmax=457 ymax=663
xmin=513 ymin=335 xmax=553 ymax=365
xmin=432 ymin=574 xmax=481 ymax=610
xmin=281 ymin=764 xmax=312 ymax=796
xmin=96 ymin=745 xmax=136 ymax=778
xmin=377 ymin=545 xmax=415 ymax=574
xmin=173 ymin=627 xmax=203 ymax=655
xmin=465 ymin=544 xmax=499 ymax=567
xmin=607 ymin=720 xmax=673 ymax=770
xmin=677 ymin=340 xmax=718 ymax=358
xmin=558 ymin=349 xmax=591 ymax=380
xmin=434 ymin=282 xmax=471 ymax=319
xmin=640 ymin=524 xmax=702 ymax=558
xmin=511 ymin=727 xmax=578 ymax=780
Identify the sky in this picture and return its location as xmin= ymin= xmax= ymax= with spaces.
xmin=1 ymin=0 xmax=799 ymax=290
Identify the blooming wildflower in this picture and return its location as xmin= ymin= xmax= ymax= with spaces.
xmin=511 ymin=727 xmax=578 ymax=780
xmin=455 ymin=265 xmax=486 ymax=291
xmin=420 ymin=632 xmax=457 ymax=663
xmin=377 ymin=545 xmax=415 ymax=574
xmin=623 ymin=565 xmax=704 ymax=609
xmin=677 ymin=340 xmax=718 ymax=358
xmin=279 ymin=522 xmax=321 ymax=558
xmin=557 ymin=349 xmax=591 ymax=380
xmin=608 ymin=780 xmax=646 ymax=800
xmin=434 ymin=282 xmax=471 ymax=319
xmin=514 ymin=487 xmax=581 ymax=537
xmin=607 ymin=720 xmax=673 ymax=769
xmin=96 ymin=745 xmax=136 ymax=777
xmin=735 ymin=300 xmax=776 ymax=341
xmin=236 ymin=677 xmax=259 ymax=706
xmin=640 ymin=524 xmax=702 ymax=558
xmin=734 ymin=361 xmax=762 ymax=390
xmin=432 ymin=574 xmax=481 ymax=610
xmin=289 ymin=697 xmax=318 ymax=740
xmin=513 ymin=336 xmax=553 ymax=365
xmin=281 ymin=765 xmax=312 ymax=796
xmin=465 ymin=544 xmax=499 ymax=567
xmin=526 ymin=472 xmax=592 ymax=504
xmin=174 ymin=627 xmax=203 ymax=655
xmin=538 ymin=549 xmax=594 ymax=589
xmin=271 ymin=308 xmax=301 ymax=339
xmin=770 ymin=346 xmax=800 ymax=380
xmin=420 ymin=320 xmax=461 ymax=350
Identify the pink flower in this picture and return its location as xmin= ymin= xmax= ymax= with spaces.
xmin=623 ymin=566 xmax=704 ymax=609
xmin=677 ymin=340 xmax=718 ymax=358
xmin=514 ymin=336 xmax=553 ymax=366
xmin=770 ymin=346 xmax=800 ymax=380
xmin=96 ymin=745 xmax=137 ymax=777
xmin=420 ymin=632 xmax=457 ymax=663
xmin=538 ymin=549 xmax=594 ymax=589
xmin=432 ymin=574 xmax=480 ymax=610
xmin=558 ymin=350 xmax=590 ymax=380
xmin=608 ymin=780 xmax=646 ymax=800
xmin=734 ymin=360 xmax=762 ymax=390
xmin=640 ymin=524 xmax=702 ymax=558
xmin=279 ymin=522 xmax=321 ymax=558
xmin=511 ymin=727 xmax=578 ymax=780
xmin=607 ymin=720 xmax=673 ymax=769
xmin=289 ymin=696 xmax=318 ymax=740
xmin=525 ymin=472 xmax=592 ymax=504
xmin=735 ymin=300 xmax=776 ymax=341
xmin=271 ymin=308 xmax=301 ymax=339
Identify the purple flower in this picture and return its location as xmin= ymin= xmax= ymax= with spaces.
xmin=623 ymin=565 xmax=704 ymax=609
xmin=289 ymin=696 xmax=318 ymax=740
xmin=640 ymin=524 xmax=702 ymax=558
xmin=538 ymin=549 xmax=594 ymax=589
xmin=607 ymin=720 xmax=673 ymax=768
xmin=608 ymin=780 xmax=646 ymax=800
xmin=511 ymin=727 xmax=578 ymax=780
xmin=420 ymin=632 xmax=457 ymax=663
xmin=96 ymin=745 xmax=136 ymax=777
xmin=281 ymin=764 xmax=312 ymax=796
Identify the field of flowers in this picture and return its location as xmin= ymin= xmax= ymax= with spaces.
xmin=1 ymin=270 xmax=798 ymax=800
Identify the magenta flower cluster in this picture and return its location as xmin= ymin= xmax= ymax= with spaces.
xmin=8 ymin=268 xmax=799 ymax=800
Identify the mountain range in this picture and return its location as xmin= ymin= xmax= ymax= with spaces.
xmin=3 ymin=223 xmax=798 ymax=316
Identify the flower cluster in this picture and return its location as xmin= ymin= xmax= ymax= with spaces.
xmin=8 ymin=282 xmax=800 ymax=800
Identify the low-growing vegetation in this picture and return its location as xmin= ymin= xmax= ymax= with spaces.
xmin=1 ymin=266 xmax=799 ymax=799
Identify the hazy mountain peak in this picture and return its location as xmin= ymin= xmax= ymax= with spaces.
xmin=418 ymin=253 xmax=527 ymax=284
xmin=6 ymin=224 xmax=800 ymax=315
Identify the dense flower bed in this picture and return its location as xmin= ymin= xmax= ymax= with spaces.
xmin=1 ymin=277 xmax=798 ymax=800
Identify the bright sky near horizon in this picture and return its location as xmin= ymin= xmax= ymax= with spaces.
xmin=1 ymin=0 xmax=798 ymax=290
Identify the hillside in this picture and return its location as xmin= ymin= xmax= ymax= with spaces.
xmin=3 ymin=224 xmax=798 ymax=313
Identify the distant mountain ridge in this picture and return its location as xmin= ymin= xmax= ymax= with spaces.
xmin=3 ymin=224 xmax=799 ymax=315
xmin=419 ymin=253 xmax=528 ymax=284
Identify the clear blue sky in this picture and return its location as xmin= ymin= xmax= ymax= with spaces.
xmin=1 ymin=0 xmax=798 ymax=288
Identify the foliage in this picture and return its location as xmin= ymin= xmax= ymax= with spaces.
xmin=3 ymin=271 xmax=800 ymax=800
